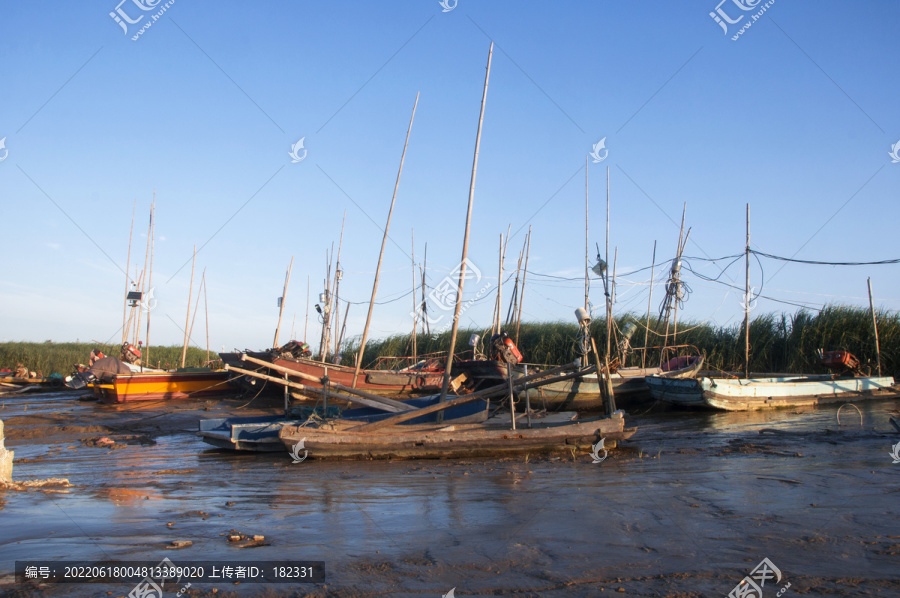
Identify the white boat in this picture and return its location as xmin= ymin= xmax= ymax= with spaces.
xmin=646 ymin=374 xmax=899 ymax=411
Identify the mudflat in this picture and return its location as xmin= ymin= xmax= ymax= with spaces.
xmin=0 ymin=390 xmax=898 ymax=597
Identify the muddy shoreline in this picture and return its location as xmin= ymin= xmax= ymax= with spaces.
xmin=0 ymin=390 xmax=898 ymax=597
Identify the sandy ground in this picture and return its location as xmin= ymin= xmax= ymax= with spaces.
xmin=0 ymin=388 xmax=898 ymax=597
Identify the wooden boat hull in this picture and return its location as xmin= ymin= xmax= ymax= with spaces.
xmin=529 ymin=369 xmax=657 ymax=410
xmin=455 ymin=357 xmax=703 ymax=410
xmin=92 ymin=371 xmax=232 ymax=404
xmin=199 ymin=396 xmax=492 ymax=452
xmin=220 ymin=352 xmax=444 ymax=398
xmin=646 ymin=375 xmax=900 ymax=411
xmin=278 ymin=412 xmax=635 ymax=460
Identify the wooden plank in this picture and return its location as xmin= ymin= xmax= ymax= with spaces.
xmin=352 ymin=362 xmax=589 ymax=432
xmin=241 ymin=353 xmax=322 ymax=384
xmin=225 ymin=364 xmax=405 ymax=413
xmin=241 ymin=353 xmax=414 ymax=411
xmin=328 ymin=382 xmax=416 ymax=412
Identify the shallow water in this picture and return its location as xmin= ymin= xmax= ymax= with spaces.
xmin=1 ymin=391 xmax=898 ymax=597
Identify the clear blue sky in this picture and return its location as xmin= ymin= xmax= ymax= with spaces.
xmin=1 ymin=1 xmax=898 ymax=355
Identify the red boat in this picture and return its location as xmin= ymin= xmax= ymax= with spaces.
xmin=220 ymin=343 xmax=445 ymax=399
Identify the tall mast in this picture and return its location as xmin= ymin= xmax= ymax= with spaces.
xmin=122 ymin=201 xmax=136 ymax=344
xmin=643 ymin=240 xmax=656 ymax=370
xmin=585 ymin=155 xmax=589 ymax=312
xmin=410 ymin=229 xmax=417 ymax=360
xmin=144 ymin=196 xmax=155 ymax=364
xmin=868 ymin=277 xmax=882 ymax=376
xmin=332 ymin=211 xmax=346 ymax=356
xmin=439 ymin=41 xmax=493 ymax=404
xmin=744 ymin=203 xmax=750 ymax=378
xmin=134 ymin=201 xmax=152 ymax=347
xmin=515 ymin=227 xmax=531 ymax=344
xmin=352 ymin=92 xmax=419 ymax=387
xmin=273 ymin=256 xmax=294 ymax=347
xmin=181 ymin=245 xmax=196 ymax=368
xmin=605 ymin=166 xmax=611 ymax=360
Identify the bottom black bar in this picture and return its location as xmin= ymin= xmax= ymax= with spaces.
xmin=15 ymin=560 xmax=325 ymax=584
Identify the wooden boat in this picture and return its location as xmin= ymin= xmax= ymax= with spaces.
xmin=645 ymin=374 xmax=900 ymax=410
xmin=220 ymin=350 xmax=445 ymax=399
xmin=278 ymin=410 xmax=634 ymax=460
xmin=91 ymin=369 xmax=232 ymax=404
xmin=199 ymin=395 xmax=492 ymax=452
xmin=454 ymin=355 xmax=704 ymax=410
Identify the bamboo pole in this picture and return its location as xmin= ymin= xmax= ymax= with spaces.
xmin=420 ymin=244 xmax=429 ymax=335
xmin=187 ymin=269 xmax=206 ymax=361
xmin=204 ymin=272 xmax=210 ymax=365
xmin=744 ymin=203 xmax=750 ymax=379
xmin=643 ymin=240 xmax=656 ymax=369
xmin=505 ymin=240 xmax=525 ymax=326
xmin=335 ymin=303 xmax=350 ymax=359
xmin=610 ymin=247 xmax=618 ymax=355
xmin=660 ymin=206 xmax=687 ymax=362
xmin=493 ymin=232 xmax=504 ymax=335
xmin=127 ymin=268 xmax=144 ymax=345
xmin=181 ymin=245 xmax=196 ymax=369
xmin=352 ymin=92 xmax=419 ymax=387
xmin=273 ymin=256 xmax=294 ymax=347
xmin=604 ymin=166 xmax=611 ymax=360
xmin=868 ymin=277 xmax=881 ymax=376
xmin=134 ymin=203 xmax=153 ymax=347
xmin=515 ymin=227 xmax=531 ymax=344
xmin=585 ymin=155 xmax=589 ymax=312
xmin=304 ymin=275 xmax=310 ymax=342
xmin=319 ymin=249 xmax=332 ymax=363
xmin=439 ymin=42 xmax=493 ymax=406
xmin=332 ymin=211 xmax=346 ymax=356
xmin=144 ymin=197 xmax=155 ymax=365
xmin=122 ymin=201 xmax=136 ymax=344
xmin=411 ymin=228 xmax=417 ymax=360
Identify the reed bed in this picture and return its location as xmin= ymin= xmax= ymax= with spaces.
xmin=6 ymin=305 xmax=896 ymax=377
xmin=343 ymin=305 xmax=899 ymax=376
xmin=0 ymin=342 xmax=217 ymax=376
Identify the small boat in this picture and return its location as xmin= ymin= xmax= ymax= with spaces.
xmin=220 ymin=346 xmax=445 ymax=399
xmin=454 ymin=355 xmax=704 ymax=410
xmin=646 ymin=374 xmax=899 ymax=410
xmin=278 ymin=409 xmax=635 ymax=460
xmin=91 ymin=369 xmax=232 ymax=403
xmin=198 ymin=395 xmax=492 ymax=452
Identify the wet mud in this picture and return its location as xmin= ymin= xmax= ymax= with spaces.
xmin=0 ymin=390 xmax=898 ymax=597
